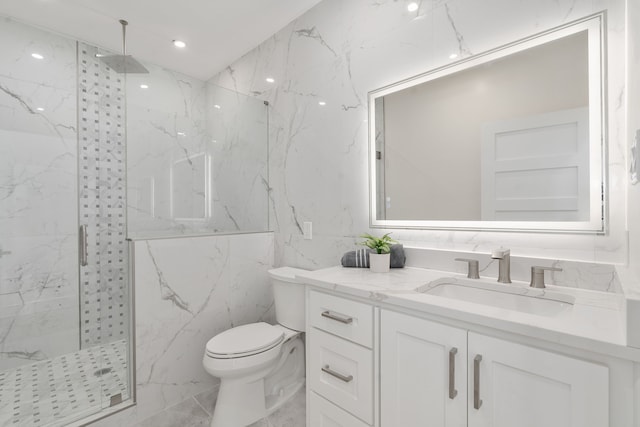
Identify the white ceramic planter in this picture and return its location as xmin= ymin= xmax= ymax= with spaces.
xmin=369 ymin=252 xmax=391 ymax=273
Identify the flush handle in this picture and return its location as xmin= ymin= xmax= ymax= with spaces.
xmin=322 ymin=365 xmax=353 ymax=383
xmin=449 ymin=347 xmax=458 ymax=399
xmin=321 ymin=310 xmax=353 ymax=324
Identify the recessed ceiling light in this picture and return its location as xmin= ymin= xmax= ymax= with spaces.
xmin=173 ymin=40 xmax=186 ymax=48
xmin=266 ymin=77 xmax=275 ymax=83
xmin=140 ymin=84 xmax=149 ymax=89
xmin=449 ymin=53 xmax=459 ymax=59
xmin=36 ymin=107 xmax=45 ymax=112
xmin=407 ymin=2 xmax=419 ymax=12
xmin=95 ymin=53 xmax=105 ymax=58
xmin=177 ymin=132 xmax=186 ymax=137
xmin=214 ymin=104 xmax=221 ymax=109
xmin=31 ymin=53 xmax=44 ymax=60
xmin=318 ymin=101 xmax=326 ymax=106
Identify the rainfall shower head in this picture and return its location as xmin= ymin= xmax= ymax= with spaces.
xmin=99 ymin=19 xmax=149 ymax=74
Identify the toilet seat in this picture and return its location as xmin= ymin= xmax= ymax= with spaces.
xmin=206 ymin=322 xmax=284 ymax=359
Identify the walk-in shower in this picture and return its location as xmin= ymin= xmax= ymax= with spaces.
xmin=0 ymin=17 xmax=133 ymax=426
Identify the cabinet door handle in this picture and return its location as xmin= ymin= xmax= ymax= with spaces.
xmin=321 ymin=365 xmax=353 ymax=383
xmin=321 ymin=310 xmax=353 ymax=324
xmin=448 ymin=347 xmax=458 ymax=399
xmin=474 ymin=354 xmax=483 ymax=410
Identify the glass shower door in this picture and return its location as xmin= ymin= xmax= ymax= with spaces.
xmin=78 ymin=41 xmax=131 ymax=410
xmin=0 ymin=18 xmax=132 ymax=427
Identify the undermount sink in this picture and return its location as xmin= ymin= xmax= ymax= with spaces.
xmin=416 ymin=280 xmax=575 ymax=316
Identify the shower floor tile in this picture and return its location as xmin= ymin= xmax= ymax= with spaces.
xmin=0 ymin=339 xmax=129 ymax=427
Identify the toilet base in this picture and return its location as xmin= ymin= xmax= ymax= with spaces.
xmin=209 ymin=335 xmax=305 ymax=427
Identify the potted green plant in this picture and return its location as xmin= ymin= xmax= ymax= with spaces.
xmin=360 ymin=232 xmax=397 ymax=273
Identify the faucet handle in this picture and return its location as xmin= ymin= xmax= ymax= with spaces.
xmin=529 ymin=266 xmax=563 ymax=288
xmin=455 ymin=258 xmax=480 ymax=279
xmin=491 ymin=248 xmax=510 ymax=259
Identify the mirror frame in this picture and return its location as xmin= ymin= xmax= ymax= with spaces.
xmin=368 ymin=12 xmax=607 ymax=234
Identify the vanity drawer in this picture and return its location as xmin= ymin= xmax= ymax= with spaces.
xmin=309 ymin=290 xmax=373 ymax=348
xmin=309 ymin=392 xmax=370 ymax=427
xmin=309 ymin=328 xmax=373 ymax=424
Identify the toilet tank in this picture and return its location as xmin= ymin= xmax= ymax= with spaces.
xmin=269 ymin=267 xmax=307 ymax=331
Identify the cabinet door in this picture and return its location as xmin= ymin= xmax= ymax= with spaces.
xmin=380 ymin=310 xmax=467 ymax=427
xmin=468 ymin=333 xmax=608 ymax=427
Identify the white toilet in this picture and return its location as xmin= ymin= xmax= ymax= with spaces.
xmin=202 ymin=267 xmax=307 ymax=427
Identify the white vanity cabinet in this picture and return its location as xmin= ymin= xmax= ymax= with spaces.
xmin=380 ymin=310 xmax=467 ymax=427
xmin=380 ymin=309 xmax=609 ymax=427
xmin=307 ymin=290 xmax=375 ymax=426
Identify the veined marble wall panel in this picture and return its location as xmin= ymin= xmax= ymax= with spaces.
xmin=90 ymin=232 xmax=275 ymax=426
xmin=0 ymin=18 xmax=79 ymax=369
xmin=126 ymin=64 xmax=209 ymax=238
xmin=126 ymin=65 xmax=269 ymax=239
xmin=206 ymin=84 xmax=269 ymax=233
xmin=209 ymin=0 xmax=628 ymax=269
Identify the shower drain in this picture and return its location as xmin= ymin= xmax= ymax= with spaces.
xmin=94 ymin=367 xmax=113 ymax=377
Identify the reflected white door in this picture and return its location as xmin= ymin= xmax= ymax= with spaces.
xmin=481 ymin=108 xmax=589 ymax=221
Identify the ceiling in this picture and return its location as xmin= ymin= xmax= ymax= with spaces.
xmin=0 ymin=0 xmax=324 ymax=80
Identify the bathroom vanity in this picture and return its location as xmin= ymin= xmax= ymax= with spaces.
xmin=298 ymin=266 xmax=640 ymax=427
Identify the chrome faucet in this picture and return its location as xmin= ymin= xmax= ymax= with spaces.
xmin=491 ymin=248 xmax=511 ymax=283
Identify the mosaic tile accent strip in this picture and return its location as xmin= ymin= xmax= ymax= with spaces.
xmin=78 ymin=43 xmax=129 ymax=347
xmin=0 ymin=339 xmax=129 ymax=427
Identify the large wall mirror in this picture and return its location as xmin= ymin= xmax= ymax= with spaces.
xmin=369 ymin=13 xmax=606 ymax=233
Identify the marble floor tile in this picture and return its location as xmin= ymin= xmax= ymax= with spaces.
xmin=131 ymin=381 xmax=305 ymax=427
xmin=248 ymin=387 xmax=306 ymax=427
xmin=192 ymin=385 xmax=220 ymax=417
xmin=134 ymin=409 xmax=210 ymax=427
xmin=0 ymin=339 xmax=129 ymax=427
xmin=166 ymin=397 xmax=211 ymax=420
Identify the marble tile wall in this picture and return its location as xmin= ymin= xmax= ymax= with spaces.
xmin=208 ymin=0 xmax=629 ymax=271
xmin=126 ymin=65 xmax=269 ymax=239
xmin=404 ymin=247 xmax=622 ymax=293
xmin=206 ymin=84 xmax=269 ymax=233
xmin=0 ymin=18 xmax=79 ymax=370
xmin=90 ymin=232 xmax=276 ymax=426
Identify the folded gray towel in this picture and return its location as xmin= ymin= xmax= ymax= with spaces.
xmin=341 ymin=244 xmax=406 ymax=268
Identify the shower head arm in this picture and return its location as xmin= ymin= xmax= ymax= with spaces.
xmin=119 ymin=19 xmax=128 ymax=56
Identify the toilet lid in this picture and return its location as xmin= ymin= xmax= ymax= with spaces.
xmin=206 ymin=322 xmax=284 ymax=359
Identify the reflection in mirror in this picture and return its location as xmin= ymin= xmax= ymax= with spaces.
xmin=369 ymin=14 xmax=605 ymax=232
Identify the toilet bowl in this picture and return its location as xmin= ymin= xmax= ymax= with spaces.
xmin=202 ymin=267 xmax=307 ymax=427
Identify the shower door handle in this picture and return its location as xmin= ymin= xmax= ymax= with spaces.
xmin=79 ymin=225 xmax=88 ymax=267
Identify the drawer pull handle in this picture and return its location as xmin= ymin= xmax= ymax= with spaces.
xmin=321 ymin=310 xmax=353 ymax=324
xmin=322 ymin=365 xmax=353 ymax=383
xmin=474 ymin=354 xmax=483 ymax=410
xmin=448 ymin=347 xmax=458 ymax=399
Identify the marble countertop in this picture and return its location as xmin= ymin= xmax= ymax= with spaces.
xmin=297 ymin=266 xmax=640 ymax=361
